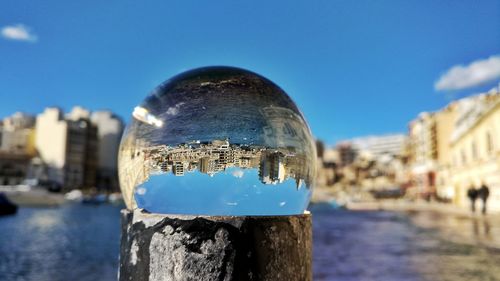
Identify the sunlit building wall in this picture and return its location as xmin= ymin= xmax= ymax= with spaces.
xmin=0 ymin=128 xmax=36 ymax=156
xmin=35 ymin=108 xmax=68 ymax=185
xmin=91 ymin=111 xmax=124 ymax=191
xmin=350 ymin=134 xmax=407 ymax=157
xmin=408 ymin=112 xmax=437 ymax=198
xmin=449 ymin=93 xmax=500 ymax=212
xmin=2 ymin=112 xmax=35 ymax=131
xmin=0 ymin=112 xmax=36 ymax=156
xmin=35 ymin=107 xmax=113 ymax=190
xmin=433 ymin=103 xmax=459 ymax=200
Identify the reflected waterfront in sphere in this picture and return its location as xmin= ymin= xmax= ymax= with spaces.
xmin=118 ymin=66 xmax=316 ymax=215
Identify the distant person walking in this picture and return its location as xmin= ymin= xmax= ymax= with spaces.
xmin=478 ymin=183 xmax=490 ymax=215
xmin=467 ymin=186 xmax=478 ymax=213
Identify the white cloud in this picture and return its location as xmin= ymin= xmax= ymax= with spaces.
xmin=435 ymin=55 xmax=500 ymax=91
xmin=1 ymin=24 xmax=37 ymax=42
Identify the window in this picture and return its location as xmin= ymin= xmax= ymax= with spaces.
xmin=486 ymin=132 xmax=494 ymax=153
xmin=461 ymin=149 xmax=466 ymax=165
xmin=471 ymin=140 xmax=477 ymax=160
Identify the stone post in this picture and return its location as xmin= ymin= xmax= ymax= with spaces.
xmin=119 ymin=209 xmax=312 ymax=281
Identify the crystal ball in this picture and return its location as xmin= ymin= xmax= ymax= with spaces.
xmin=118 ymin=66 xmax=316 ymax=215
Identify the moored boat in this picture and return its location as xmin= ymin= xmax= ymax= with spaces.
xmin=0 ymin=193 xmax=18 ymax=215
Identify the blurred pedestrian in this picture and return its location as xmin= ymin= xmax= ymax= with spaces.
xmin=478 ymin=183 xmax=490 ymax=215
xmin=467 ymin=186 xmax=478 ymax=213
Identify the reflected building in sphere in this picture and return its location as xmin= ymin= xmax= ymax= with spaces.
xmin=119 ymin=66 xmax=317 ymax=216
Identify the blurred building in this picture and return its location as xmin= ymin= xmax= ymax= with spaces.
xmin=336 ymin=142 xmax=357 ymax=167
xmin=91 ymin=111 xmax=124 ymax=191
xmin=448 ymin=92 xmax=500 ymax=211
xmin=0 ymin=112 xmax=36 ymax=185
xmin=408 ymin=105 xmax=460 ymax=200
xmin=350 ymin=134 xmax=407 ymax=157
xmin=316 ymin=147 xmax=339 ymax=187
xmin=2 ymin=112 xmax=36 ymax=131
xmin=315 ymin=134 xmax=409 ymax=192
xmin=0 ymin=112 xmax=36 ymax=155
xmin=409 ymin=102 xmax=460 ymax=199
xmin=36 ymin=107 xmax=94 ymax=190
xmin=35 ymin=108 xmax=67 ymax=185
xmin=408 ymin=111 xmax=440 ymax=198
xmin=407 ymin=90 xmax=500 ymax=208
xmin=432 ymin=103 xmax=459 ymax=200
xmin=35 ymin=107 xmax=123 ymax=191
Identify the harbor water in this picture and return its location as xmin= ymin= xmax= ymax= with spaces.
xmin=1 ymin=204 xmax=500 ymax=280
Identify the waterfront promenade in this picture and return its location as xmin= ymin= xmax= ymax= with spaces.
xmin=315 ymin=187 xmax=500 ymax=247
xmin=347 ymin=199 xmax=500 ymax=249
xmin=312 ymin=206 xmax=500 ymax=281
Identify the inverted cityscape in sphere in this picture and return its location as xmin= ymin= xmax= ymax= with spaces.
xmin=118 ymin=66 xmax=317 ymax=215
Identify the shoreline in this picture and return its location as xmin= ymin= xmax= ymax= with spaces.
xmin=311 ymin=188 xmax=500 ymax=218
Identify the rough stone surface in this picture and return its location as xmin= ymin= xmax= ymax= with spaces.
xmin=119 ymin=209 xmax=312 ymax=281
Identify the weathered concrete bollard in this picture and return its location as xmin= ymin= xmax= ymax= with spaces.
xmin=119 ymin=209 xmax=312 ymax=281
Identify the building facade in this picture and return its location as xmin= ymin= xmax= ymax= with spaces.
xmin=91 ymin=111 xmax=124 ymax=191
xmin=407 ymin=89 xmax=500 ymax=212
xmin=0 ymin=112 xmax=36 ymax=155
xmin=408 ymin=112 xmax=437 ymax=198
xmin=448 ymin=93 xmax=500 ymax=211
xmin=350 ymin=134 xmax=407 ymax=157
xmin=35 ymin=108 xmax=68 ymax=185
xmin=433 ymin=103 xmax=459 ymax=200
xmin=0 ymin=112 xmax=36 ymax=185
xmin=35 ymin=107 xmax=122 ymax=191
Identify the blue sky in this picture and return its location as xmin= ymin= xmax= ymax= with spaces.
xmin=1 ymin=0 xmax=499 ymax=144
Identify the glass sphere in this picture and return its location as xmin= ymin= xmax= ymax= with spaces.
xmin=118 ymin=66 xmax=316 ymax=216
